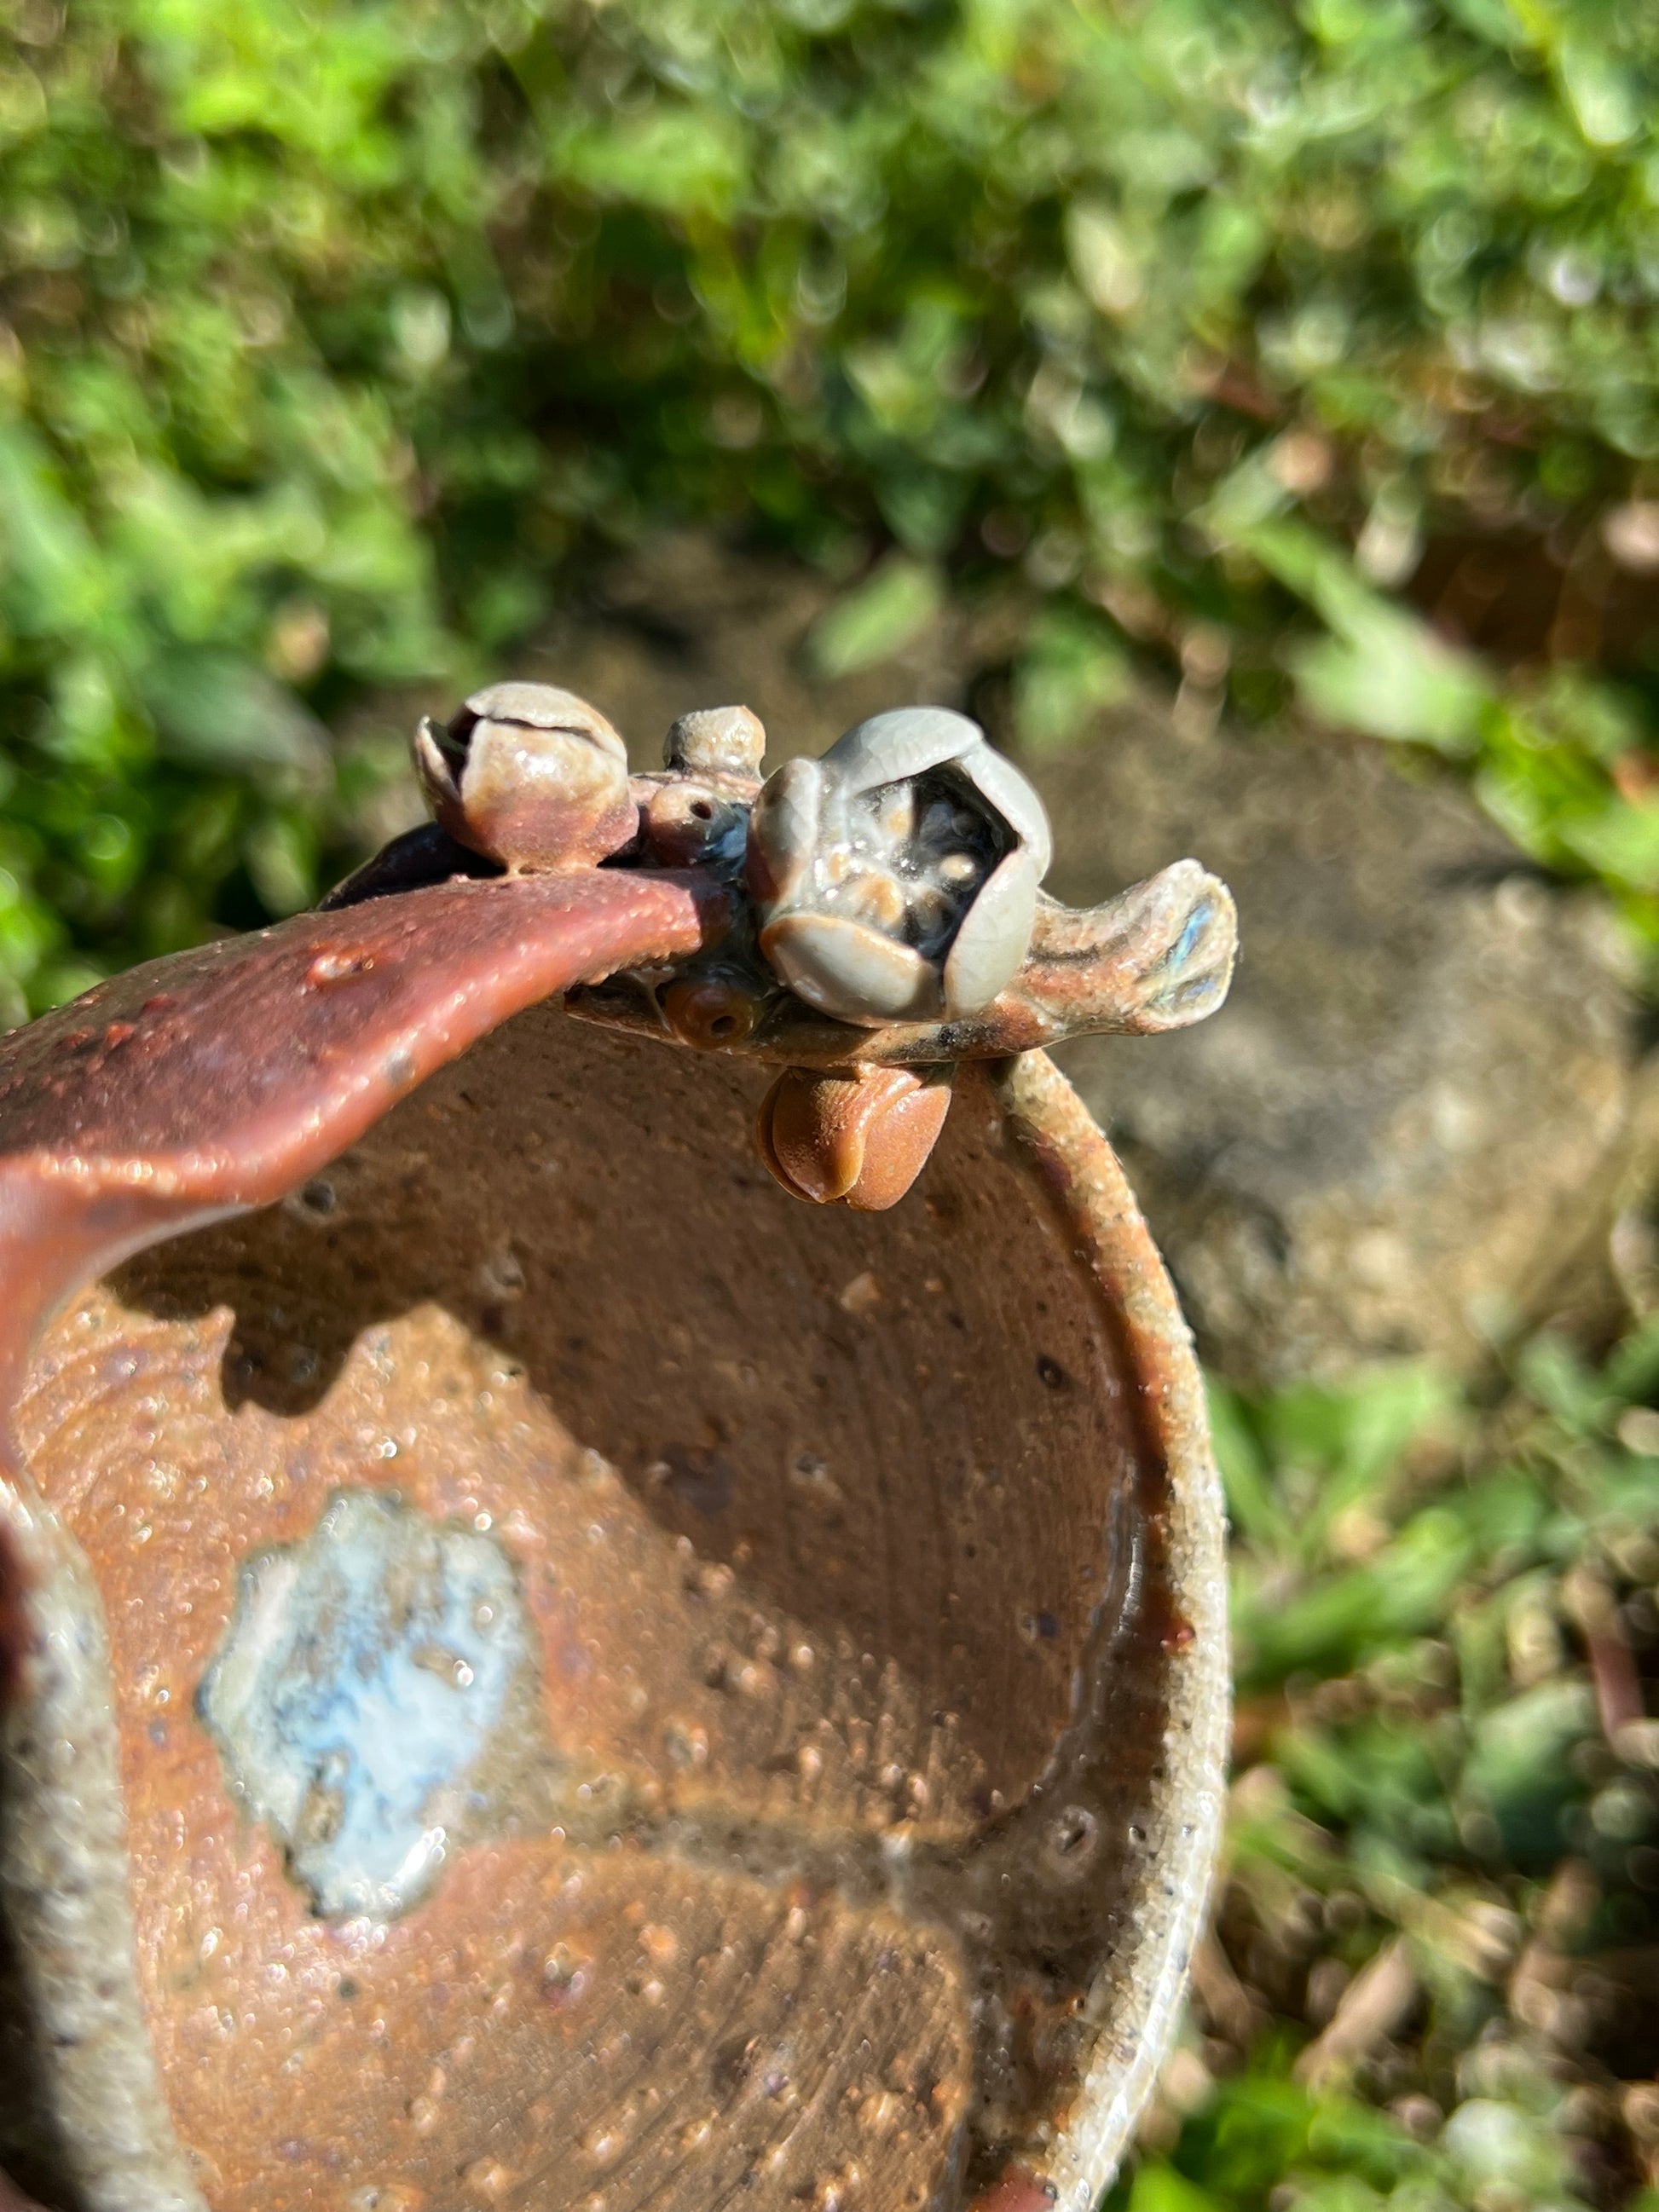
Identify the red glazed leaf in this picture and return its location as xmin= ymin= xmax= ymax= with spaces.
xmin=0 ymin=869 xmax=727 ymax=1384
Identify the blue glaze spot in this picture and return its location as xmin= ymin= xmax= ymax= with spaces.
xmin=1149 ymin=973 xmax=1223 ymax=1019
xmin=199 ymin=1490 xmax=530 ymax=1920
xmin=1159 ymin=899 xmax=1211 ymax=976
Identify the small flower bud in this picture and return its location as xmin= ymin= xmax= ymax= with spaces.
xmin=413 ymin=682 xmax=636 ymax=873
xmin=746 ymin=707 xmax=1051 ymax=1026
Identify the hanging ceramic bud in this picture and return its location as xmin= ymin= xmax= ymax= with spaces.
xmin=756 ymin=1062 xmax=955 ymax=1210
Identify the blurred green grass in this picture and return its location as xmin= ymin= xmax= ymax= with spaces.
xmin=7 ymin=0 xmax=1659 ymax=2202
xmin=1124 ymin=1333 xmax=1659 ymax=2210
xmin=3 ymin=0 xmax=1659 ymax=1016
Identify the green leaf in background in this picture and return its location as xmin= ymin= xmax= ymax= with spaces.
xmin=552 ymin=106 xmax=747 ymax=218
xmin=1013 ymin=603 xmax=1135 ymax=753
xmin=141 ymin=650 xmax=328 ymax=780
xmin=1186 ymin=1307 xmax=1659 ymax=2208
xmin=802 ymin=555 xmax=944 ymax=680
xmin=1240 ymin=523 xmax=1493 ymax=758
xmin=1125 ymin=2163 xmax=1224 ymax=2212
xmin=1291 ymin=615 xmax=1491 ymax=759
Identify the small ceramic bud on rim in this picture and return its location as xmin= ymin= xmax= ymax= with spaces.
xmin=746 ymin=707 xmax=1052 ymax=1025
xmin=639 ymin=706 xmax=766 ymax=872
xmin=413 ymin=680 xmax=638 ymax=872
xmin=663 ymin=703 xmax=767 ymax=784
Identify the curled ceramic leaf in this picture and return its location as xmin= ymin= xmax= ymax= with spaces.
xmin=413 ymin=681 xmax=637 ymax=873
xmin=745 ymin=707 xmax=1050 ymax=1026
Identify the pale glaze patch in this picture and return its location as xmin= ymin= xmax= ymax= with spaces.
xmin=199 ymin=1492 xmax=533 ymax=1920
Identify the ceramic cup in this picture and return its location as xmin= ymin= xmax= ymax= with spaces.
xmin=0 ymin=699 xmax=1231 ymax=2212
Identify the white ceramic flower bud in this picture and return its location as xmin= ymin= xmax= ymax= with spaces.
xmin=413 ymin=682 xmax=636 ymax=872
xmin=746 ymin=707 xmax=1051 ymax=1025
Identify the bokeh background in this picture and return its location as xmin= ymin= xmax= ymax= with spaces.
xmin=7 ymin=0 xmax=1659 ymax=2204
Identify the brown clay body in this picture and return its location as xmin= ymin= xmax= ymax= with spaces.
xmin=0 ymin=693 xmax=1233 ymax=2212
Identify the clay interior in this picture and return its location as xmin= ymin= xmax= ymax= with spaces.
xmin=8 ymin=1009 xmax=1174 ymax=2211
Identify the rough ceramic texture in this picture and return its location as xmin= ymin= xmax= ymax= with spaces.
xmin=3 ymin=1027 xmax=1226 ymax=2212
xmin=0 ymin=689 xmax=1233 ymax=2211
xmin=0 ymin=872 xmax=723 ymax=2212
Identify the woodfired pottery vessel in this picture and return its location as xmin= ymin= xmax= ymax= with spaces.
xmin=0 ymin=696 xmax=1237 ymax=2212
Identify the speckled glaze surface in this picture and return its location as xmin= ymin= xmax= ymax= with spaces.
xmin=0 ymin=692 xmax=1232 ymax=2212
